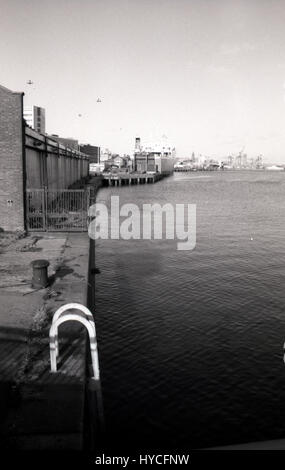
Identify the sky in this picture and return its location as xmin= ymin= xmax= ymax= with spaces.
xmin=1 ymin=0 xmax=285 ymax=162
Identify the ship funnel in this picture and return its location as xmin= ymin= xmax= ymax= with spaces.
xmin=135 ymin=137 xmax=141 ymax=151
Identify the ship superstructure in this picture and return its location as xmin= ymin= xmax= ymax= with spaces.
xmin=133 ymin=137 xmax=175 ymax=175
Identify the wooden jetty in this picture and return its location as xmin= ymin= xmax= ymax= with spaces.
xmin=102 ymin=172 xmax=163 ymax=186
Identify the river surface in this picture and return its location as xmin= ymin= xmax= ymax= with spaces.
xmin=94 ymin=170 xmax=285 ymax=449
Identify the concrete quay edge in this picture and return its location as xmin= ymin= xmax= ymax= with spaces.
xmin=0 ymin=232 xmax=93 ymax=450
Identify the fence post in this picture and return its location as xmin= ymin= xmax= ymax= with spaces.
xmin=86 ymin=187 xmax=91 ymax=230
xmin=44 ymin=186 xmax=48 ymax=231
xmin=25 ymin=190 xmax=30 ymax=230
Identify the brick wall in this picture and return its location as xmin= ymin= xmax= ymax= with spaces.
xmin=0 ymin=85 xmax=25 ymax=231
xmin=0 ymin=84 xmax=90 ymax=232
xmin=80 ymin=144 xmax=100 ymax=163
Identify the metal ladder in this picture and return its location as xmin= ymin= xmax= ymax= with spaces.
xmin=49 ymin=302 xmax=99 ymax=379
xmin=49 ymin=303 xmax=105 ymax=437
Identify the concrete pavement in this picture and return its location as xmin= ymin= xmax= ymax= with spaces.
xmin=0 ymin=232 xmax=92 ymax=449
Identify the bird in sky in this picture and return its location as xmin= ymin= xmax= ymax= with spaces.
xmin=96 ymin=98 xmax=102 ymax=103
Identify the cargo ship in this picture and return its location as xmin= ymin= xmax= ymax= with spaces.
xmin=133 ymin=137 xmax=175 ymax=175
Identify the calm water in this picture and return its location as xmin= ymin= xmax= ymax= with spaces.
xmin=94 ymin=171 xmax=285 ymax=449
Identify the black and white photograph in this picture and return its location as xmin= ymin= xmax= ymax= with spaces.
xmin=1 ymin=0 xmax=285 ymax=465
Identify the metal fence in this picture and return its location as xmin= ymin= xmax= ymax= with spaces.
xmin=26 ymin=188 xmax=92 ymax=231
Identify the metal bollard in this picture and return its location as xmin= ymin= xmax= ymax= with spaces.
xmin=31 ymin=259 xmax=50 ymax=288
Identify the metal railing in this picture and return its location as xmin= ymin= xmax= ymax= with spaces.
xmin=26 ymin=188 xmax=91 ymax=231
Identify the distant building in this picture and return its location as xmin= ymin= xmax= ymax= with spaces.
xmin=24 ymin=105 xmax=46 ymax=134
xmin=100 ymin=148 xmax=112 ymax=162
xmin=104 ymin=154 xmax=132 ymax=171
xmin=48 ymin=135 xmax=79 ymax=151
xmin=134 ymin=153 xmax=156 ymax=173
xmin=89 ymin=162 xmax=105 ymax=174
xmin=80 ymin=144 xmax=100 ymax=163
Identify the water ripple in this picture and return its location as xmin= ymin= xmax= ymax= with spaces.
xmin=95 ymin=171 xmax=285 ymax=449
